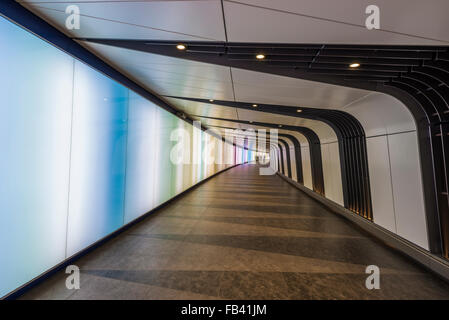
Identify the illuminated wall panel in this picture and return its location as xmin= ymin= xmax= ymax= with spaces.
xmin=153 ymin=108 xmax=177 ymax=206
xmin=66 ymin=61 xmax=129 ymax=256
xmin=173 ymin=120 xmax=187 ymax=195
xmin=200 ymin=131 xmax=206 ymax=180
xmin=124 ymin=92 xmax=157 ymax=223
xmin=0 ymin=15 xmax=245 ymax=298
xmin=192 ymin=125 xmax=202 ymax=184
xmin=0 ymin=17 xmax=74 ymax=297
xmin=182 ymin=125 xmax=194 ymax=192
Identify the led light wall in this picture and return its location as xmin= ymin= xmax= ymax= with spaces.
xmin=67 ymin=61 xmax=129 ymax=256
xmin=0 ymin=16 xmax=251 ymax=298
xmin=0 ymin=16 xmax=73 ymax=299
xmin=124 ymin=91 xmax=158 ymax=223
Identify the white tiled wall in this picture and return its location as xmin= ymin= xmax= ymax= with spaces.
xmin=282 ymin=146 xmax=288 ymax=176
xmin=347 ymin=93 xmax=429 ymax=249
xmin=301 ymin=146 xmax=313 ymax=189
xmin=289 ymin=146 xmax=297 ymax=181
xmin=275 ymin=92 xmax=429 ymax=251
xmin=366 ymin=135 xmax=396 ymax=233
xmin=321 ymin=142 xmax=344 ymax=206
xmin=388 ymin=132 xmax=428 ymax=249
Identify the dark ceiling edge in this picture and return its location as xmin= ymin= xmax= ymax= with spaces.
xmin=0 ymin=1 xmax=246 ymax=148
xmin=74 ymin=38 xmax=448 ymax=92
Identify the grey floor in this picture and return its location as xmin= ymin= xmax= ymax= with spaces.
xmin=21 ymin=164 xmax=449 ymax=299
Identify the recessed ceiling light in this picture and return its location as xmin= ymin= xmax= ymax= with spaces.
xmin=249 ymin=121 xmax=253 ymax=123
xmin=209 ymin=99 xmax=214 ymax=102
xmin=252 ymin=104 xmax=258 ymax=107
xmin=278 ymin=124 xmax=282 ymax=128
xmin=256 ymin=54 xmax=265 ymax=60
xmin=296 ymin=109 xmax=302 ymax=112
xmin=176 ymin=44 xmax=186 ymax=50
xmin=349 ymin=62 xmax=360 ymax=68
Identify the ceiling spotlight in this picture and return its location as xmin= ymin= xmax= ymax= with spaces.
xmin=349 ymin=62 xmax=360 ymax=68
xmin=278 ymin=124 xmax=283 ymax=128
xmin=296 ymin=109 xmax=302 ymax=113
xmin=209 ymin=99 xmax=214 ymax=102
xmin=249 ymin=121 xmax=253 ymax=123
xmin=252 ymin=104 xmax=258 ymax=107
xmin=256 ymin=54 xmax=265 ymax=60
xmin=176 ymin=44 xmax=186 ymax=50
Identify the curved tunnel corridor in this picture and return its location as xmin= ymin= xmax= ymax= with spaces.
xmin=21 ymin=164 xmax=449 ymax=300
xmin=1 ymin=0 xmax=449 ymax=303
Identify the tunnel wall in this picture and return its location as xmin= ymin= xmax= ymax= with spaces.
xmin=297 ymin=121 xmax=344 ymax=205
xmin=281 ymin=131 xmax=313 ymax=189
xmin=0 ymin=16 xmax=251 ymax=298
xmin=273 ymin=93 xmax=429 ymax=250
xmin=280 ymin=124 xmax=344 ymax=205
xmin=285 ymin=140 xmax=298 ymax=181
xmin=320 ymin=141 xmax=344 ymax=206
xmin=301 ymin=145 xmax=313 ymax=190
xmin=342 ymin=92 xmax=428 ymax=249
xmin=272 ymin=93 xmax=429 ymax=249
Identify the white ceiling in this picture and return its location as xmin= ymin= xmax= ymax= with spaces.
xmin=18 ymin=0 xmax=226 ymax=41
xmin=17 ymin=0 xmax=449 ymax=142
xmin=18 ymin=0 xmax=449 ymax=44
xmin=223 ymin=0 xmax=449 ymax=44
xmin=231 ymin=69 xmax=370 ymax=109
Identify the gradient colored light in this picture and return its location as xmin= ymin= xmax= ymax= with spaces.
xmin=0 ymin=15 xmax=252 ymax=298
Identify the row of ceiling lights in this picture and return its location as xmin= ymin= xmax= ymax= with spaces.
xmin=176 ymin=44 xmax=326 ymax=129
xmin=207 ymin=100 xmax=302 ymax=113
xmin=176 ymin=44 xmax=361 ymax=68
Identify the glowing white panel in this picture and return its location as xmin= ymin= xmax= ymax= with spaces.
xmin=0 ymin=17 xmax=73 ymax=298
xmin=124 ymin=92 xmax=157 ymax=223
xmin=173 ymin=120 xmax=188 ymax=195
xmin=66 ymin=61 xmax=128 ymax=256
xmin=153 ymin=108 xmax=177 ymax=206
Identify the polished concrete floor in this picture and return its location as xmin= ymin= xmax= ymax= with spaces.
xmin=21 ymin=164 xmax=449 ymax=299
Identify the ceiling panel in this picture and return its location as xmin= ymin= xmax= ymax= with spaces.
xmin=78 ymin=41 xmax=236 ymax=100
xmin=232 ymin=68 xmax=370 ymax=109
xmin=20 ymin=0 xmax=226 ymax=41
xmin=194 ymin=118 xmax=243 ymax=130
xmin=223 ymin=0 xmax=449 ymax=45
xmin=164 ymin=98 xmax=240 ymax=120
